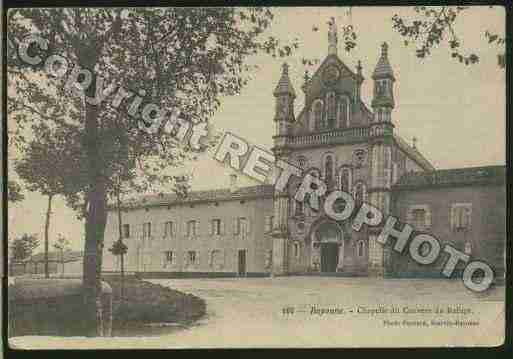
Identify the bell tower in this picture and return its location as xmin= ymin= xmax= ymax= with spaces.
xmin=371 ymin=42 xmax=395 ymax=122
xmin=368 ymin=42 xmax=396 ymax=277
xmin=273 ymin=63 xmax=296 ymax=141
xmin=271 ymin=62 xmax=296 ymax=276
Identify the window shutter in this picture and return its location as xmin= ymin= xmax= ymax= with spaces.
xmin=161 ymin=252 xmax=166 ymax=268
xmin=425 ymin=208 xmax=432 ymax=228
xmin=221 ymin=220 xmax=226 ymax=235
xmin=467 ymin=206 xmax=472 ymax=229
xmin=183 ymin=252 xmax=188 ymax=265
xmin=183 ymin=222 xmax=188 ymax=236
xmin=196 ymin=251 xmax=200 ymax=266
xmin=450 ymin=206 xmax=456 ymax=230
xmin=208 ymin=250 xmax=213 ymax=266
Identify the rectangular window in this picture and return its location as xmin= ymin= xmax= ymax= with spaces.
xmin=411 ymin=208 xmax=426 ymax=229
xmin=392 ymin=163 xmax=399 ymax=184
xmin=238 ymin=217 xmax=248 ymax=239
xmin=142 ymin=222 xmax=151 ymax=239
xmin=407 ymin=205 xmax=431 ymax=229
xmin=187 ymin=220 xmax=197 ymax=237
xmin=265 ymin=250 xmax=273 ymax=269
xmin=212 ymin=219 xmax=221 ymax=235
xmin=293 ymin=242 xmax=300 ymax=258
xmin=188 ymin=250 xmax=196 ymax=264
xmin=164 ymin=221 xmax=174 ymax=238
xmin=265 ymin=216 xmax=274 ymax=233
xmin=452 ymin=204 xmax=472 ymax=231
xmin=163 ymin=251 xmax=174 ymax=265
xmin=122 ymin=224 xmax=130 ymax=239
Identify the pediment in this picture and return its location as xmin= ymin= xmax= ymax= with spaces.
xmin=304 ymin=55 xmax=360 ymax=106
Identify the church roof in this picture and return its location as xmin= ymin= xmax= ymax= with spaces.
xmin=372 ymin=42 xmax=395 ymax=79
xmin=119 ymin=184 xmax=275 ymax=210
xmin=393 ymin=165 xmax=505 ymax=189
xmin=394 ymin=135 xmax=435 ymax=171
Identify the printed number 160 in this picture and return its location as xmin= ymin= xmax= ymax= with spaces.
xmin=282 ymin=306 xmax=295 ymax=315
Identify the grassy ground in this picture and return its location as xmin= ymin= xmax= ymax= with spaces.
xmin=104 ymin=278 xmax=206 ymax=332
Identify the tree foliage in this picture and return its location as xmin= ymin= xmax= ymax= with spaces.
xmin=10 ymin=234 xmax=39 ymax=262
xmin=8 ymin=7 xmax=304 ymax=335
xmin=14 ymin=123 xmax=86 ymax=200
xmin=391 ymin=6 xmax=504 ymax=67
xmin=53 ymin=234 xmax=71 ymax=253
xmin=7 ymin=180 xmax=24 ymax=203
xmin=108 ymin=239 xmax=128 ymax=257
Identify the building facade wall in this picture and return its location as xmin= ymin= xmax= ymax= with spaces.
xmin=103 ymin=196 xmax=274 ymax=276
xmin=390 ymin=184 xmax=506 ymax=278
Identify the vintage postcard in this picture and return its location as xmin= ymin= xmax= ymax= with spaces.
xmin=5 ymin=6 xmax=506 ymax=349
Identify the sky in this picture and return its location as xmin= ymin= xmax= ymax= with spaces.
xmin=8 ymin=6 xmax=506 ymax=252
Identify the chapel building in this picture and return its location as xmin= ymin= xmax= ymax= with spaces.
xmin=102 ymin=21 xmax=505 ymax=279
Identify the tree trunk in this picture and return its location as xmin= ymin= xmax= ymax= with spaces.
xmin=82 ymin=100 xmax=108 ymax=337
xmin=117 ymin=191 xmax=125 ymax=302
xmin=44 ymin=194 xmax=53 ymax=278
xmin=120 ymin=253 xmax=125 ymax=301
xmin=61 ymin=249 xmax=65 ymax=277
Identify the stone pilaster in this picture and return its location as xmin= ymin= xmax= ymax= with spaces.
xmin=271 ymin=193 xmax=289 ymax=275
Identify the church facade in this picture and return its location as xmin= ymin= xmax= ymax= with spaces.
xmin=102 ymin=24 xmax=505 ymax=279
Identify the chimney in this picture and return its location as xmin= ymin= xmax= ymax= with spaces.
xmin=229 ymin=174 xmax=238 ymax=193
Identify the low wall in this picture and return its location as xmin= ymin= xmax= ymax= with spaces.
xmin=8 ymin=278 xmax=112 ymax=337
xmin=135 ymin=271 xmax=270 ymax=279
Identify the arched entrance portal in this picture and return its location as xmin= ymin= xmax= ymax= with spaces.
xmin=311 ymin=221 xmax=344 ymax=273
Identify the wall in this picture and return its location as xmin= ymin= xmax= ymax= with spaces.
xmin=103 ymin=196 xmax=274 ymax=276
xmin=390 ymin=184 xmax=506 ymax=278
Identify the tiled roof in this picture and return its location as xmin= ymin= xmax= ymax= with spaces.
xmin=393 ymin=165 xmax=506 ymax=189
xmin=120 ymin=184 xmax=275 ymax=210
xmin=394 ymin=135 xmax=435 ymax=171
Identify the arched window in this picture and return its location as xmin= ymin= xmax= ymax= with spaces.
xmin=295 ymin=199 xmax=304 ymax=216
xmin=294 ymin=183 xmax=304 ymax=216
xmin=311 ymin=100 xmax=323 ymax=131
xmin=378 ymin=109 xmax=384 ymax=122
xmin=376 ymin=80 xmax=386 ymax=96
xmin=353 ymin=182 xmax=366 ymax=207
xmin=325 ymin=155 xmax=334 ymax=183
xmin=293 ymin=242 xmax=301 ymax=259
xmin=357 ymin=240 xmax=365 ymax=257
xmin=339 ymin=97 xmax=349 ymax=128
xmin=339 ymin=167 xmax=352 ymax=192
xmin=383 ymin=108 xmax=390 ymax=122
xmin=326 ymin=92 xmax=336 ymax=129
